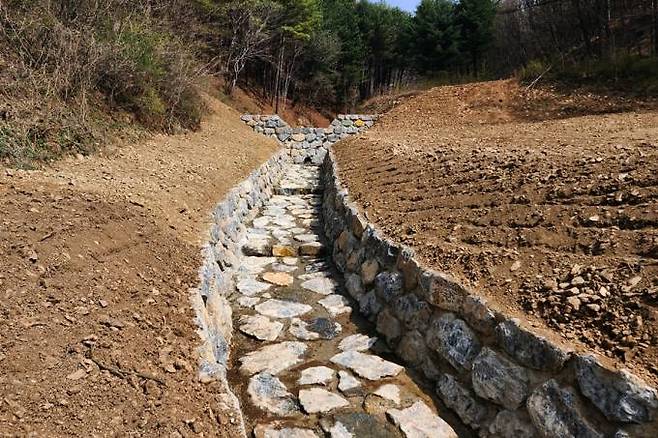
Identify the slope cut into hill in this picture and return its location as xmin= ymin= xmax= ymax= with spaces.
xmin=0 ymin=95 xmax=278 ymax=435
xmin=334 ymin=79 xmax=658 ymax=386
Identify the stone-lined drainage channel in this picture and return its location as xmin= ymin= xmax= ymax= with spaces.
xmin=226 ymin=164 xmax=469 ymax=437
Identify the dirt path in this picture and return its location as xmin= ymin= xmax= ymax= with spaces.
xmin=334 ymin=80 xmax=658 ymax=386
xmin=0 ymin=97 xmax=278 ymax=436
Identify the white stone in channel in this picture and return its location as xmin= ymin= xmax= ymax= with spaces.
xmin=237 ymin=296 xmax=260 ymax=308
xmin=240 ymin=341 xmax=307 ymax=375
xmin=386 ymin=401 xmax=457 ymax=438
xmin=298 ymin=366 xmax=335 ymax=385
xmin=253 ymin=216 xmax=271 ymax=228
xmin=338 ymin=371 xmax=361 ymax=393
xmin=330 ymin=351 xmax=403 ymax=381
xmin=319 ymin=294 xmax=352 ymax=317
xmin=282 ymin=257 xmax=299 ymax=266
xmin=254 ymin=425 xmax=318 ymax=438
xmin=294 ymin=234 xmax=319 ymax=243
xmin=239 ymin=315 xmax=284 ymax=341
xmin=237 ymin=278 xmax=271 ymax=296
xmin=329 ymin=422 xmax=353 ymax=438
xmin=247 ymin=372 xmax=299 ymax=415
xmin=299 ymin=388 xmax=349 ymax=414
xmin=301 ymin=277 xmax=336 ymax=295
xmin=240 ymin=256 xmax=276 ymax=274
xmin=255 ymin=299 xmax=313 ymax=319
xmin=338 ymin=334 xmax=378 ymax=352
xmin=373 ymin=384 xmax=401 ymax=405
xmin=289 ymin=318 xmax=320 ymax=340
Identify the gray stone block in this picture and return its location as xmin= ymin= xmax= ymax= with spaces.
xmin=576 ymin=354 xmax=658 ymax=423
xmin=436 ymin=374 xmax=488 ymax=428
xmin=426 ymin=313 xmax=481 ymax=371
xmin=374 ymin=271 xmax=404 ymax=303
xmin=471 ymin=348 xmax=529 ymax=410
xmin=527 ymin=380 xmax=602 ymax=438
xmin=496 ymin=319 xmax=570 ymax=371
xmin=488 ymin=410 xmax=537 ymax=438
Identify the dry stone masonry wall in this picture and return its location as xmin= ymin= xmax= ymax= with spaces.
xmin=191 ymin=150 xmax=289 ymax=437
xmin=240 ymin=114 xmax=377 ymax=165
xmin=320 ymin=149 xmax=658 ymax=438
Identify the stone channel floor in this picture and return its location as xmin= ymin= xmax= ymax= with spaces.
xmin=227 ymin=164 xmax=460 ymax=438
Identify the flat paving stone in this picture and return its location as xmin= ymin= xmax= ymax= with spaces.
xmin=299 ymin=388 xmax=349 ymax=414
xmin=248 ymin=372 xmax=299 ymax=416
xmin=271 ymin=263 xmax=297 ymax=273
xmin=262 ymin=271 xmax=294 ymax=286
xmin=239 ymin=315 xmax=284 ymax=341
xmin=307 ymin=317 xmax=342 ymax=339
xmin=319 ymin=294 xmax=352 ymax=317
xmin=240 ymin=256 xmax=276 ymax=273
xmin=373 ymin=384 xmax=401 ymax=405
xmin=331 ymin=351 xmax=403 ymax=381
xmin=240 ymin=341 xmax=307 ymax=376
xmin=244 ymin=239 xmax=272 ymax=256
xmin=253 ymin=217 xmax=271 ymax=228
xmin=294 ymin=234 xmax=319 ymax=243
xmin=289 ymin=318 xmax=321 ymax=340
xmin=339 ymin=334 xmax=378 ymax=352
xmin=298 ymin=366 xmax=335 ymax=385
xmin=387 ymin=401 xmax=457 ymax=438
xmin=328 ymin=422 xmax=352 ymax=438
xmin=282 ymin=257 xmax=298 ymax=266
xmin=238 ymin=296 xmax=260 ymax=308
xmin=237 ymin=278 xmax=272 ymax=296
xmin=254 ymin=425 xmax=318 ymax=438
xmin=255 ymin=299 xmax=313 ymax=319
xmin=338 ymin=371 xmax=361 ymax=393
xmin=301 ymin=277 xmax=336 ymax=295
xmin=332 ymin=413 xmax=399 ymax=438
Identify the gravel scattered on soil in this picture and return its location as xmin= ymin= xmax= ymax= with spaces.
xmin=337 ymin=80 xmax=658 ymax=385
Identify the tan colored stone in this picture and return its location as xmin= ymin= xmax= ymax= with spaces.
xmin=273 ymin=245 xmax=297 ymax=257
xmin=262 ymin=272 xmax=294 ymax=286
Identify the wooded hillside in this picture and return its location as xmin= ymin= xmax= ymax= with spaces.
xmin=1 ymin=0 xmax=656 ymax=166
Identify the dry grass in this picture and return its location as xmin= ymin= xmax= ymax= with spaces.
xmin=0 ymin=0 xmax=204 ymax=167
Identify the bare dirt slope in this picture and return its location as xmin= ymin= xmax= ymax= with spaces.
xmin=334 ymin=80 xmax=658 ymax=385
xmin=0 ymin=95 xmax=279 ymax=436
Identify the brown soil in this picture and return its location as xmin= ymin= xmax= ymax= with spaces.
xmin=228 ymin=86 xmax=332 ymax=128
xmin=0 ymin=94 xmax=279 ymax=436
xmin=334 ymin=80 xmax=658 ymax=386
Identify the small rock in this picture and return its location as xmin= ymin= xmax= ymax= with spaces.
xmin=373 ymin=384 xmax=400 ymax=405
xmin=255 ymin=299 xmax=313 ymax=319
xmin=338 ymin=371 xmax=361 ymax=393
xmin=339 ymin=334 xmax=377 ymax=352
xmin=262 ymin=272 xmax=294 ymax=287
xmin=567 ymin=296 xmax=581 ymax=311
xmin=272 ymin=245 xmax=297 ymax=257
xmin=299 ymin=366 xmax=335 ymax=385
xmin=247 ymin=372 xmax=299 ymax=415
xmin=510 ymin=261 xmax=522 ymax=272
xmin=301 ymin=277 xmax=336 ymax=295
xmin=240 ymin=341 xmax=307 ymax=376
xmin=386 ymin=401 xmax=457 ymax=438
xmin=239 ymin=315 xmax=284 ymax=341
xmin=330 ymin=351 xmax=403 ymax=381
xmin=319 ymin=294 xmax=352 ymax=317
xmin=299 ymin=388 xmax=349 ymax=414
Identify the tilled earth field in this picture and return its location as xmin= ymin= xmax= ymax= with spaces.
xmin=335 ymin=80 xmax=658 ymax=385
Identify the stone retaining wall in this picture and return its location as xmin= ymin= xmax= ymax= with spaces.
xmin=320 ymin=149 xmax=658 ymax=438
xmin=240 ymin=114 xmax=377 ymax=164
xmin=190 ymin=150 xmax=289 ymax=437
